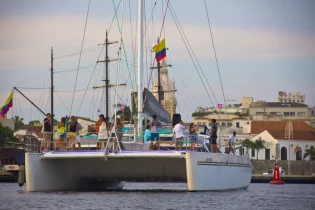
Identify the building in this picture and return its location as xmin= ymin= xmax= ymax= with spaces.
xmin=244 ymin=121 xmax=315 ymax=160
xmin=278 ymin=91 xmax=305 ymax=103
xmin=152 ymin=59 xmax=177 ymax=117
xmin=249 ymin=101 xmax=309 ymax=120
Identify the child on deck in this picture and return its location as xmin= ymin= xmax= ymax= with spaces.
xmin=144 ymin=124 xmax=151 ymax=144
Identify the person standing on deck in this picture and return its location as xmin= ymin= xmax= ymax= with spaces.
xmin=97 ymin=114 xmax=108 ymax=150
xmin=42 ymin=113 xmax=51 ymax=151
xmin=229 ymin=131 xmax=236 ymax=155
xmin=150 ymin=115 xmax=161 ymax=142
xmin=74 ymin=122 xmax=82 ymax=150
xmin=189 ymin=123 xmax=197 ymax=151
xmin=68 ymin=116 xmax=78 ymax=151
xmin=115 ymin=115 xmax=126 ymax=150
xmin=57 ymin=117 xmax=66 ymax=150
xmin=172 ymin=120 xmax=185 ymax=151
xmin=210 ymin=119 xmax=219 ymax=153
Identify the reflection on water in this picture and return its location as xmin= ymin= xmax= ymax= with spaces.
xmin=0 ymin=182 xmax=314 ymax=210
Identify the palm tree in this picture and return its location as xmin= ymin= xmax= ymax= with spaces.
xmin=242 ymin=138 xmax=253 ymax=155
xmin=303 ymin=145 xmax=315 ymax=174
xmin=252 ymin=137 xmax=265 ymax=160
xmin=12 ymin=115 xmax=24 ymax=130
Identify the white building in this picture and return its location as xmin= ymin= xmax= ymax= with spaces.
xmin=278 ymin=91 xmax=305 ymax=103
xmin=245 ymin=121 xmax=315 ymax=160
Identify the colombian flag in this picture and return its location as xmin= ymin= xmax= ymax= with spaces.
xmin=0 ymin=90 xmax=13 ymax=115
xmin=152 ymin=39 xmax=166 ymax=62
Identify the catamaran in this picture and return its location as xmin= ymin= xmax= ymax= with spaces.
xmin=24 ymin=0 xmax=252 ymax=192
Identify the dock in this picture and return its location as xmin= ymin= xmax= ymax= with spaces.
xmin=251 ymin=174 xmax=315 ymax=184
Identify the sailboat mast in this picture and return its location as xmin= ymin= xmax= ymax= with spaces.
xmin=50 ymin=47 xmax=54 ymax=145
xmin=137 ymin=0 xmax=144 ymax=134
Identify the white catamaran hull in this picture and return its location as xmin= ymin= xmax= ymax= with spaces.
xmin=25 ymin=151 xmax=251 ymax=192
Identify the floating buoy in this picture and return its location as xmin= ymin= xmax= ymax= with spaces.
xmin=18 ymin=165 xmax=25 ymax=187
xmin=269 ymin=162 xmax=285 ymax=185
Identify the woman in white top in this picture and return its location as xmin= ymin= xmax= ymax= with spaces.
xmin=229 ymin=131 xmax=236 ymax=154
xmin=97 ymin=115 xmax=108 ymax=150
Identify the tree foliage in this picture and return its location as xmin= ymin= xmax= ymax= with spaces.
xmin=29 ymin=120 xmax=41 ymax=125
xmin=303 ymin=145 xmax=315 ymax=160
xmin=0 ymin=123 xmax=19 ymax=145
xmin=112 ymin=106 xmax=132 ymax=122
xmin=12 ymin=115 xmax=24 ymax=130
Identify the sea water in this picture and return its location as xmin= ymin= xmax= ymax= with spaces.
xmin=0 ymin=182 xmax=314 ymax=210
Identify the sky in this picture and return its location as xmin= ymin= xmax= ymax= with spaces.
xmin=0 ymin=0 xmax=315 ymax=123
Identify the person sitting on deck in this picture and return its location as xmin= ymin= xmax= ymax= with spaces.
xmin=172 ymin=120 xmax=185 ymax=151
xmin=144 ymin=124 xmax=151 ymax=144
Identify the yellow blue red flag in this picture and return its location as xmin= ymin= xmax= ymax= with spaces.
xmin=0 ymin=90 xmax=13 ymax=115
xmin=152 ymin=39 xmax=166 ymax=62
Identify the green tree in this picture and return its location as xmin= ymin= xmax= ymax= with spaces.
xmin=303 ymin=145 xmax=315 ymax=174
xmin=29 ymin=120 xmax=41 ymax=126
xmin=112 ymin=106 xmax=132 ymax=122
xmin=242 ymin=138 xmax=253 ymax=155
xmin=12 ymin=115 xmax=24 ymax=130
xmin=252 ymin=137 xmax=265 ymax=160
xmin=0 ymin=123 xmax=19 ymax=146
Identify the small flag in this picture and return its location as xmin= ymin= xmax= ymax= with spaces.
xmin=152 ymin=39 xmax=166 ymax=62
xmin=0 ymin=90 xmax=13 ymax=115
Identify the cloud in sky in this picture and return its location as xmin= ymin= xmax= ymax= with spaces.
xmin=1 ymin=1 xmax=315 ymax=123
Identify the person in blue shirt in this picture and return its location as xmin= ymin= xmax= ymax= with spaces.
xmin=144 ymin=124 xmax=151 ymax=143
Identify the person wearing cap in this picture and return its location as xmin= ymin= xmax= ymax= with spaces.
xmin=115 ymin=115 xmax=126 ymax=150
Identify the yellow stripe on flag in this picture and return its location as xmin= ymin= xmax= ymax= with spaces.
xmin=152 ymin=39 xmax=166 ymax=53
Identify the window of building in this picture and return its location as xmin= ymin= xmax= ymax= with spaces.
xmin=270 ymin=112 xmax=281 ymax=115
xmin=298 ymin=112 xmax=305 ymax=117
xmin=284 ymin=112 xmax=295 ymax=117
xmin=202 ymin=122 xmax=205 ymax=125
xmin=251 ymin=149 xmax=255 ymax=158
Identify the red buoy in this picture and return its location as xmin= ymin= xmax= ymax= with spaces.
xmin=270 ymin=162 xmax=285 ymax=185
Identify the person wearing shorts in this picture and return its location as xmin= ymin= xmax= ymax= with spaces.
xmin=68 ymin=116 xmax=78 ymax=151
xmin=150 ymin=115 xmax=161 ymax=142
xmin=173 ymin=120 xmax=185 ymax=151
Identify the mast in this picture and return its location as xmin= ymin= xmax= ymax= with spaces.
xmin=105 ymin=30 xmax=109 ymax=121
xmin=137 ymin=0 xmax=144 ymax=134
xmin=50 ymin=48 xmax=54 ymax=148
xmin=157 ymin=38 xmax=162 ymax=104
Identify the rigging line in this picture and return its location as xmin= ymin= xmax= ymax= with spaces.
xmin=203 ymin=0 xmax=228 ymax=111
xmin=159 ymin=0 xmax=170 ymax=38
xmin=112 ymin=0 xmax=134 ymax=90
xmin=55 ymin=89 xmax=94 ymax=93
xmin=107 ymin=0 xmax=122 ymax=36
xmin=166 ymin=2 xmax=215 ymax=108
xmin=176 ymin=93 xmax=190 ymax=121
xmin=167 ymin=1 xmax=219 ymax=106
xmin=16 ymin=93 xmax=24 ymax=119
xmin=53 ymin=45 xmax=99 ymax=59
xmin=15 ymin=69 xmax=48 ymax=87
xmin=170 ymin=66 xmax=202 ymax=107
xmin=70 ymin=0 xmax=91 ymax=115
xmin=176 ymin=88 xmax=194 ymax=114
xmin=54 ymin=63 xmax=96 ymax=73
xmin=54 ymin=91 xmax=70 ymax=114
xmin=14 ymin=87 xmax=50 ymax=90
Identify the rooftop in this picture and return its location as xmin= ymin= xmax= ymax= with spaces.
xmin=251 ymin=101 xmax=308 ymax=108
xmin=251 ymin=121 xmax=315 ymax=140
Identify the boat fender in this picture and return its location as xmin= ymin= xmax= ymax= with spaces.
xmin=18 ymin=165 xmax=25 ymax=187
